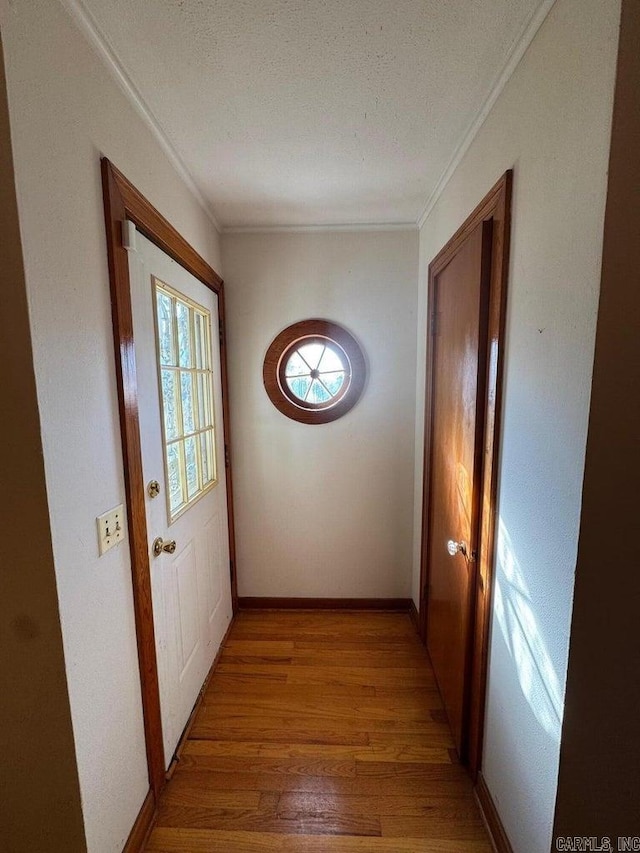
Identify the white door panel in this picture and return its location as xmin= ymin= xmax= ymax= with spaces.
xmin=128 ymin=229 xmax=232 ymax=768
xmin=204 ymin=510 xmax=223 ymax=628
xmin=174 ymin=542 xmax=200 ymax=676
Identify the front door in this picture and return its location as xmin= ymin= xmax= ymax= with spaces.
xmin=424 ymin=220 xmax=493 ymax=757
xmin=128 ymin=229 xmax=233 ymax=768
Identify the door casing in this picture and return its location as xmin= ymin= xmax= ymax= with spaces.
xmin=419 ymin=170 xmax=512 ymax=779
xmin=101 ymin=158 xmax=238 ymax=799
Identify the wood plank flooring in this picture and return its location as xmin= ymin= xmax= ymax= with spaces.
xmin=145 ymin=611 xmax=492 ymax=852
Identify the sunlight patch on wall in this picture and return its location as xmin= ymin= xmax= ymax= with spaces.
xmin=493 ymin=517 xmax=564 ymax=742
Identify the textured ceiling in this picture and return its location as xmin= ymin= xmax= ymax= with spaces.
xmin=78 ymin=0 xmax=549 ymax=227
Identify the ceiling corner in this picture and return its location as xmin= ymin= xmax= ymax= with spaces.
xmin=416 ymin=0 xmax=558 ymax=230
xmin=57 ymin=0 xmax=222 ymax=232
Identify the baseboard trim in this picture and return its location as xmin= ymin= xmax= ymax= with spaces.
xmin=123 ymin=618 xmax=237 ymax=849
xmin=122 ymin=787 xmax=155 ymax=853
xmin=475 ymin=771 xmax=513 ymax=853
xmin=238 ymin=597 xmax=412 ymax=611
xmin=408 ymin=599 xmax=420 ymax=633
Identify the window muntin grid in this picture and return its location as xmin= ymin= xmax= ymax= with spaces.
xmin=154 ymin=279 xmax=217 ymax=522
xmin=283 ymin=341 xmax=347 ymax=405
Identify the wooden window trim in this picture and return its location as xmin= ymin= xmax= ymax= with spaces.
xmin=101 ymin=158 xmax=238 ymax=799
xmin=263 ymin=319 xmax=366 ymax=424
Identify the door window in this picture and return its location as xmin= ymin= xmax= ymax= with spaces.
xmin=154 ymin=278 xmax=217 ymax=521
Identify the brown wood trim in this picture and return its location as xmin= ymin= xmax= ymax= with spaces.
xmin=122 ymin=788 xmax=156 ymax=853
xmin=408 ymin=599 xmax=420 ymax=633
xmin=107 ymin=162 xmax=223 ymax=290
xmin=218 ymin=286 xmax=238 ymax=610
xmin=475 ymin=772 xmax=514 ymax=853
xmin=101 ymin=157 xmax=238 ymax=798
xmin=101 ymin=159 xmax=165 ymax=796
xmin=468 ymin=171 xmax=512 ymax=778
xmin=263 ymin=319 xmax=367 ymax=424
xmin=418 ymin=266 xmax=436 ymax=643
xmin=418 ymin=170 xmax=512 ymax=779
xmin=238 ymin=597 xmax=412 ymax=611
xmin=165 ymin=617 xmax=235 ymax=780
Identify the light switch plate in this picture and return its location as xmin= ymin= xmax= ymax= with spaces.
xmin=97 ymin=504 xmax=126 ymax=556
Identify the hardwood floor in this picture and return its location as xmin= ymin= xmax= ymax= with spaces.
xmin=145 ymin=610 xmax=492 ymax=852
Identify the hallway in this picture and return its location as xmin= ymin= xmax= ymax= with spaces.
xmin=144 ymin=610 xmax=492 ymax=851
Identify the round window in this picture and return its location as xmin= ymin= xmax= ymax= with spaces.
xmin=263 ymin=319 xmax=366 ymax=424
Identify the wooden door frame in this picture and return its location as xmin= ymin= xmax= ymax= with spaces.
xmin=418 ymin=170 xmax=512 ymax=779
xmin=101 ymin=158 xmax=238 ymax=799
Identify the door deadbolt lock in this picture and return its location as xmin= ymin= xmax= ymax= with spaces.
xmin=147 ymin=480 xmax=161 ymax=499
xmin=152 ymin=537 xmax=177 ymax=557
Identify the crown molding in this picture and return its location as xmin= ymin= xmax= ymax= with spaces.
xmin=222 ymin=222 xmax=418 ymax=235
xmin=59 ymin=0 xmax=557 ymax=236
xmin=58 ymin=0 xmax=221 ymax=232
xmin=416 ymin=0 xmax=558 ymax=229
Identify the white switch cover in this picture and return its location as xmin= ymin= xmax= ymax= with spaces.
xmin=97 ymin=504 xmax=126 ymax=556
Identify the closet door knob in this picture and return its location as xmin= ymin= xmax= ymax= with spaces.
xmin=447 ymin=539 xmax=467 ymax=558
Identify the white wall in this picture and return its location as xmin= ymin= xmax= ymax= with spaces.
xmin=0 ymin=35 xmax=85 ymax=849
xmin=0 ymin=1 xmax=222 ymax=849
xmin=222 ymin=230 xmax=418 ymax=599
xmin=412 ymin=1 xmax=620 ymax=850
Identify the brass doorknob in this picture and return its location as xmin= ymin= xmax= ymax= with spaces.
xmin=152 ymin=537 xmax=177 ymax=557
